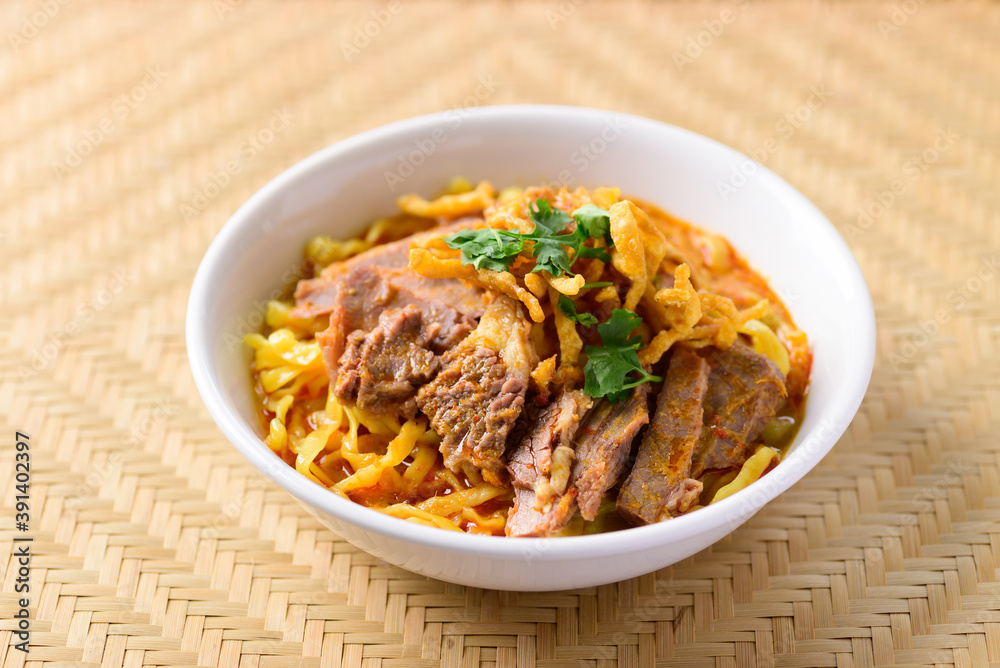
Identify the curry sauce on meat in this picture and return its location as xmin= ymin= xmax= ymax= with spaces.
xmin=246 ymin=178 xmax=811 ymax=536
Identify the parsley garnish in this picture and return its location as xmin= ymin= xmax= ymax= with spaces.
xmin=557 ymin=294 xmax=598 ymax=327
xmin=583 ymin=309 xmax=661 ymax=403
xmin=443 ymin=199 xmax=613 ymax=278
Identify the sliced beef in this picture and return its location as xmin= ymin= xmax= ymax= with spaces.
xmin=506 ymin=389 xmax=591 ymax=489
xmin=403 ymin=273 xmax=490 ymax=319
xmin=505 ymin=386 xmax=650 ymax=536
xmin=296 ymin=268 xmax=488 ymax=322
xmin=571 ymin=385 xmax=651 ymax=521
xmin=690 ymin=340 xmax=787 ymax=478
xmin=417 ymin=346 xmax=516 ymax=477
xmin=617 ymin=346 xmax=710 ymax=525
xmin=292 ymin=220 xmax=487 ymax=320
xmin=334 ymin=305 xmax=440 ymax=419
xmin=505 ymin=487 xmax=578 ymax=538
xmin=315 ymin=266 xmax=476 ymax=382
xmin=416 ymin=296 xmax=537 ymax=485
xmin=504 ymin=389 xmax=591 ymax=537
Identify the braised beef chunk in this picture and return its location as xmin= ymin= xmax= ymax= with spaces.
xmin=417 ymin=346 xmax=520 ymax=479
xmin=506 ymin=389 xmax=591 ymax=489
xmin=617 ymin=347 xmax=709 ymax=525
xmin=416 ymin=297 xmax=537 ymax=485
xmin=292 ymin=220 xmax=486 ymax=320
xmin=571 ymin=385 xmax=651 ymax=521
xmin=690 ymin=340 xmax=787 ymax=477
xmin=334 ymin=305 xmax=440 ymax=419
xmin=315 ymin=266 xmax=476 ymax=381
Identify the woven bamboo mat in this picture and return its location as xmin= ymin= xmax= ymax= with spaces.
xmin=2 ymin=1 xmax=999 ymax=666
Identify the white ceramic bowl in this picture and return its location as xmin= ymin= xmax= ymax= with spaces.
xmin=187 ymin=105 xmax=875 ymax=591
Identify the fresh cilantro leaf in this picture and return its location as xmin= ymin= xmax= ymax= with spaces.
xmin=531 ymin=237 xmax=574 ymax=276
xmin=581 ymin=281 xmax=613 ymax=289
xmin=583 ymin=309 xmax=661 ymax=402
xmin=444 ymin=228 xmax=523 ymax=272
xmin=571 ymin=204 xmax=612 ymax=243
xmin=557 ymin=294 xmax=598 ymax=327
xmin=574 ymin=244 xmax=612 ymax=263
xmin=528 ymin=198 xmax=573 ymax=235
xmin=570 ymin=204 xmax=613 ymax=262
xmin=596 ymin=308 xmax=643 ymax=348
xmin=444 ymin=198 xmax=615 ymax=276
xmin=524 ymin=199 xmax=574 ymax=274
xmin=524 ymin=199 xmax=612 ymax=272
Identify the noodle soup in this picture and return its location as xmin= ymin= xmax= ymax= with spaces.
xmin=246 ymin=179 xmax=811 ymax=536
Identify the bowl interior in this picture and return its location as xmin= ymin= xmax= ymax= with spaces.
xmin=187 ymin=105 xmax=875 ymax=557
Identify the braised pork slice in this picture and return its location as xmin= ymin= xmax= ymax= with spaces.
xmin=292 ymin=220 xmax=487 ymax=320
xmin=617 ymin=347 xmax=709 ymax=525
xmin=334 ymin=305 xmax=440 ymax=419
xmin=315 ymin=266 xmax=476 ymax=382
xmin=571 ymin=385 xmax=651 ymax=521
xmin=416 ymin=296 xmax=537 ymax=485
xmin=690 ymin=340 xmax=787 ymax=477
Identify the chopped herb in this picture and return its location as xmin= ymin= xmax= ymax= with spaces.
xmin=443 ymin=198 xmax=614 ymax=278
xmin=527 ymin=198 xmax=572 ymax=235
xmin=564 ymin=203 xmax=613 ymax=265
xmin=571 ymin=204 xmax=612 ymax=244
xmin=443 ymin=227 xmax=523 ymax=271
xmin=581 ymin=281 xmax=613 ymax=289
xmin=557 ymin=294 xmax=598 ymax=327
xmin=583 ymin=309 xmax=661 ymax=403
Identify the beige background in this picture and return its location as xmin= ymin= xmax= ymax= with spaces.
xmin=2 ymin=2 xmax=999 ymax=667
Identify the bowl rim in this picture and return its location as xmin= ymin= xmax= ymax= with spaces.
xmin=186 ymin=103 xmax=876 ymax=560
